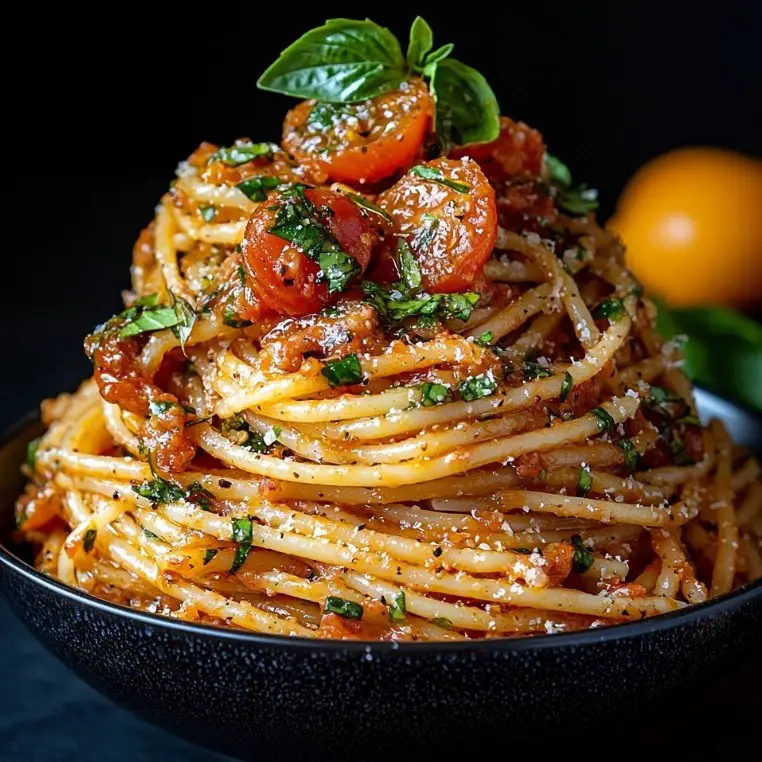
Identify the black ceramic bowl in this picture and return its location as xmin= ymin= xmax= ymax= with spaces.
xmin=1 ymin=390 xmax=761 ymax=762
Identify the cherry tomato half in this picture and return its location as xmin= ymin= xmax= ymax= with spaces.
xmin=282 ymin=80 xmax=433 ymax=186
xmin=241 ymin=188 xmax=373 ymax=316
xmin=451 ymin=116 xmax=545 ymax=183
xmin=378 ymin=157 xmax=497 ymax=293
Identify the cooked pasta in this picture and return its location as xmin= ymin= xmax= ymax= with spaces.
xmin=15 ymin=18 xmax=761 ymax=641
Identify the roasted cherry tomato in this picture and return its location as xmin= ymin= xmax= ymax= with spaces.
xmin=378 ymin=157 xmax=497 ymax=293
xmin=451 ymin=116 xmax=545 ymax=183
xmin=282 ymin=80 xmax=433 ymax=186
xmin=241 ymin=187 xmax=373 ymax=316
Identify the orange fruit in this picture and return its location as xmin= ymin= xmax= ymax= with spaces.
xmin=608 ymin=148 xmax=762 ymax=308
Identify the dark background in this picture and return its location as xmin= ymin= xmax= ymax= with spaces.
xmin=2 ymin=4 xmax=761 ymax=758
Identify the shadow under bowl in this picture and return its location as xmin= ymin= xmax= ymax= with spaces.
xmin=1 ymin=390 xmax=761 ymax=761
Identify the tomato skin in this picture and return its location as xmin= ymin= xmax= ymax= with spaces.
xmin=378 ymin=157 xmax=497 ymax=293
xmin=451 ymin=116 xmax=545 ymax=183
xmin=241 ymin=188 xmax=373 ymax=317
xmin=282 ymin=80 xmax=433 ymax=186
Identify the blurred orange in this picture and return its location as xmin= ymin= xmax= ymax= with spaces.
xmin=608 ymin=147 xmax=762 ymax=308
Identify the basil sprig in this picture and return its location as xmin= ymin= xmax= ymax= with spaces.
xmin=545 ymin=154 xmax=599 ymax=216
xmin=257 ymin=17 xmax=500 ymax=147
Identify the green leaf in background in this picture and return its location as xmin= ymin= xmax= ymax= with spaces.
xmin=257 ymin=19 xmax=406 ymax=102
xmin=656 ymin=300 xmax=762 ymax=413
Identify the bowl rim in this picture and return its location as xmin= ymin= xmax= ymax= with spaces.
xmin=1 ymin=406 xmax=761 ymax=654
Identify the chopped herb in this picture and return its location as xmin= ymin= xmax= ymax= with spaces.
xmin=545 ymin=154 xmax=599 ymax=216
xmin=169 ymin=293 xmax=197 ymax=355
xmin=149 ymin=400 xmax=177 ymax=415
xmin=199 ymin=206 xmax=215 ymax=222
xmin=412 ymin=215 xmax=440 ymax=251
xmin=411 ymin=164 xmax=470 ymax=193
xmin=321 ymin=354 xmax=363 ymax=387
xmin=119 ymin=305 xmax=180 ymax=339
xmin=560 ymin=371 xmax=574 ymax=403
xmin=132 ymin=477 xmax=186 ymax=505
xmin=538 ymin=468 xmax=549 ymax=481
xmin=420 ymin=382 xmax=452 ymax=406
xmin=433 ymin=617 xmax=453 ymax=630
xmin=319 ymin=250 xmax=361 ymax=294
xmin=223 ymin=306 xmax=253 ymax=329
xmin=241 ymin=432 xmax=271 ymax=454
xmin=307 ymin=101 xmax=357 ymax=129
xmin=577 ymin=467 xmax=593 ymax=497
xmin=362 ymin=281 xmax=479 ymax=323
xmin=397 ymin=240 xmax=422 ymax=291
xmin=186 ymin=482 xmax=215 ymax=511
xmin=212 ymin=142 xmax=272 ymax=166
xmin=593 ymin=298 xmax=626 ymax=323
xmin=26 ymin=437 xmax=40 ymax=470
xmin=571 ymin=534 xmax=593 ymax=573
xmin=203 ymin=548 xmax=219 ymax=566
xmin=590 ymin=407 xmax=615 ymax=434
xmin=142 ymin=528 xmax=160 ymax=540
xmin=522 ymin=361 xmax=552 ymax=381
xmin=230 ymin=517 xmax=254 ymax=574
xmin=83 ymin=528 xmax=97 ymax=553
xmin=236 ymin=175 xmax=281 ymax=201
xmin=263 ymin=426 xmax=282 ymax=446
xmin=617 ymin=438 xmax=639 ymax=473
xmin=237 ymin=266 xmax=246 ymax=284
xmin=458 ymin=372 xmax=497 ymax=401
xmin=387 ymin=590 xmax=406 ymax=622
xmin=545 ymin=154 xmax=572 ymax=188
xmin=346 ymin=193 xmax=393 ymax=224
xmin=324 ymin=596 xmax=363 ymax=620
xmin=475 ymin=331 xmax=494 ymax=347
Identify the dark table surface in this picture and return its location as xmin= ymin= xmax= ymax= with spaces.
xmin=0 ymin=590 xmax=760 ymax=761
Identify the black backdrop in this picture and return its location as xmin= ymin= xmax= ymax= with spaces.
xmin=4 ymin=2 xmax=761 ymax=429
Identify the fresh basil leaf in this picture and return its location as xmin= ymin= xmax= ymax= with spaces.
xmin=576 ymin=467 xmax=593 ymax=497
xmin=83 ymin=528 xmax=97 ymax=554
xmin=411 ymin=164 xmax=470 ymax=193
xmin=132 ymin=293 xmax=160 ymax=309
xmin=202 ymin=548 xmax=219 ymax=566
xmin=345 ymin=193 xmax=393 ymax=223
xmin=617 ymin=438 xmax=639 ymax=473
xmin=199 ymin=206 xmax=215 ymax=222
xmin=475 ymin=331 xmax=494 ymax=347
xmin=560 ymin=371 xmax=574 ymax=403
xmin=132 ymin=477 xmax=185 ymax=505
xmin=397 ymin=239 xmax=422 ymax=291
xmin=571 ymin=534 xmax=593 ymax=572
xmin=321 ymin=354 xmax=363 ymax=387
xmin=236 ymin=175 xmax=281 ymax=202
xmin=459 ymin=372 xmax=497 ymax=401
xmin=656 ymin=301 xmax=762 ymax=413
xmin=237 ymin=266 xmax=246 ymax=285
xmin=423 ymin=43 xmax=454 ymax=68
xmin=522 ymin=361 xmax=552 ymax=381
xmin=257 ymin=18 xmax=406 ymax=103
xmin=170 ymin=293 xmax=196 ymax=354
xmin=590 ymin=407 xmax=615 ymax=434
xmin=431 ymin=57 xmax=500 ymax=148
xmin=593 ymin=298 xmax=626 ymax=323
xmin=26 ymin=437 xmax=41 ymax=470
xmin=319 ymin=250 xmax=360 ymax=293
xmin=558 ymin=185 xmax=599 ymax=216
xmin=229 ymin=517 xmax=254 ymax=574
xmin=362 ymin=281 xmax=479 ymax=324
xmin=387 ymin=590 xmax=407 ymax=622
xmin=324 ymin=595 xmax=363 ymax=619
xmin=119 ymin=306 xmax=180 ymax=338
xmin=420 ymin=381 xmax=452 ymax=406
xmin=223 ymin=306 xmax=253 ymax=329
xmin=407 ymin=16 xmax=434 ymax=71
xmin=545 ymin=154 xmax=572 ymax=188
xmin=433 ymin=616 xmax=453 ymax=630
xmin=149 ymin=400 xmax=177 ymax=415
xmin=212 ymin=142 xmax=272 ymax=166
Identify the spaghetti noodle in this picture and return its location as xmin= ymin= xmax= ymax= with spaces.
xmin=15 ymin=20 xmax=762 ymax=640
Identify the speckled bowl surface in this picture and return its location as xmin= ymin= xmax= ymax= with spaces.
xmin=1 ymin=390 xmax=761 ymax=762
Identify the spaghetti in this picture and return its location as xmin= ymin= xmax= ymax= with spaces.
xmin=15 ymin=19 xmax=762 ymax=641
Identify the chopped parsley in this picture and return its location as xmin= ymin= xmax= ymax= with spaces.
xmin=119 ymin=303 xmax=180 ymax=339
xmin=202 ymin=548 xmax=219 ymax=566
xmin=236 ymin=175 xmax=281 ymax=201
xmin=475 ymin=331 xmax=494 ymax=347
xmin=132 ymin=476 xmax=186 ymax=505
xmin=230 ymin=517 xmax=254 ymax=574
xmin=268 ymin=183 xmax=359 ymax=293
xmin=169 ymin=292 xmax=197 ymax=355
xmin=321 ymin=354 xmax=363 ymax=387
xmin=387 ymin=590 xmax=406 ymax=622
xmin=345 ymin=193 xmax=393 ymax=224
xmin=199 ymin=206 xmax=216 ymax=222
xmin=590 ymin=407 xmax=615 ymax=434
xmin=617 ymin=438 xmax=639 ymax=473
xmin=576 ymin=467 xmax=593 ymax=497
xmin=83 ymin=528 xmax=97 ymax=554
xmin=223 ymin=306 xmax=253 ymax=329
xmin=212 ymin=141 xmax=272 ymax=166
xmin=593 ymin=298 xmax=627 ymax=323
xmin=522 ymin=360 xmax=552 ymax=381
xmin=458 ymin=372 xmax=497 ymax=401
xmin=433 ymin=617 xmax=453 ymax=630
xmin=26 ymin=437 xmax=40 ymax=470
xmin=560 ymin=371 xmax=574 ymax=403
xmin=324 ymin=596 xmax=363 ymax=620
xmin=420 ymin=382 xmax=452 ymax=406
xmin=411 ymin=165 xmax=470 ymax=193
xmin=571 ymin=534 xmax=593 ymax=573
xmin=397 ymin=240 xmax=422 ymax=291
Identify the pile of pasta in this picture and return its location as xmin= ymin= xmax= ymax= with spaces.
xmin=17 ymin=126 xmax=762 ymax=642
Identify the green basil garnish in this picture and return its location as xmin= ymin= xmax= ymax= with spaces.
xmin=458 ymin=373 xmax=497 ymax=401
xmin=571 ymin=534 xmax=593 ymax=573
xmin=560 ymin=371 xmax=574 ymax=403
xmin=420 ymin=382 xmax=452 ymax=406
xmin=577 ymin=467 xmax=593 ymax=497
xmin=321 ymin=354 xmax=363 ymax=387
xmin=324 ymin=596 xmax=364 ymax=620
